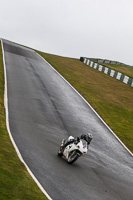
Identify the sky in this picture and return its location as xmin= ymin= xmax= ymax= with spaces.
xmin=0 ymin=0 xmax=133 ymax=65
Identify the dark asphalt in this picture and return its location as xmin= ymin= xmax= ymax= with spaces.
xmin=2 ymin=39 xmax=133 ymax=200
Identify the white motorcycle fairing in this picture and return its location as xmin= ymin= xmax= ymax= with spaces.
xmin=58 ymin=136 xmax=88 ymax=164
xmin=63 ymin=139 xmax=88 ymax=159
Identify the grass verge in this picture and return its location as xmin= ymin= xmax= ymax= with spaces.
xmin=0 ymin=44 xmax=48 ymax=199
xmin=37 ymin=51 xmax=133 ymax=154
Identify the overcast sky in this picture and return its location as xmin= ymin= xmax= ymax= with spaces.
xmin=0 ymin=0 xmax=133 ymax=65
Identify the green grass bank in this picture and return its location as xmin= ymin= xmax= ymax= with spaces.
xmin=37 ymin=50 xmax=133 ymax=154
xmin=0 ymin=44 xmax=48 ymax=199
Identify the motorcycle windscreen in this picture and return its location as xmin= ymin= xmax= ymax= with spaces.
xmin=80 ymin=139 xmax=88 ymax=149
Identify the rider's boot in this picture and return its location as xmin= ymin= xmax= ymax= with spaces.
xmin=60 ymin=139 xmax=65 ymax=153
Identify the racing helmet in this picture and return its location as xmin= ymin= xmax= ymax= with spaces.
xmin=81 ymin=133 xmax=93 ymax=143
xmin=86 ymin=133 xmax=93 ymax=142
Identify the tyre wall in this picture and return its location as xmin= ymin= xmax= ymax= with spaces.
xmin=80 ymin=57 xmax=133 ymax=87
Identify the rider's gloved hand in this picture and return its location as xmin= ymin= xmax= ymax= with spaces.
xmin=74 ymin=137 xmax=80 ymax=144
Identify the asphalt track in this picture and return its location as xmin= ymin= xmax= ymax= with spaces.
xmin=2 ymin=39 xmax=133 ymax=200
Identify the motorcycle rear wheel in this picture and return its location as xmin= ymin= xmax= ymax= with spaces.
xmin=67 ymin=150 xmax=80 ymax=164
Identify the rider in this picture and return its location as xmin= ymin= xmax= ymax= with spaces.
xmin=60 ymin=133 xmax=93 ymax=153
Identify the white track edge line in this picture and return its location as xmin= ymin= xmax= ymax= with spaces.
xmin=36 ymin=51 xmax=133 ymax=157
xmin=1 ymin=39 xmax=52 ymax=200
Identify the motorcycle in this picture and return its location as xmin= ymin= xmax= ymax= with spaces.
xmin=58 ymin=136 xmax=88 ymax=164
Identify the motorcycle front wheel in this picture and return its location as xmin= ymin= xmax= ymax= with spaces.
xmin=67 ymin=150 xmax=80 ymax=164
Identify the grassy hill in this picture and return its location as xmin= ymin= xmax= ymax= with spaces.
xmin=37 ymin=50 xmax=133 ymax=154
